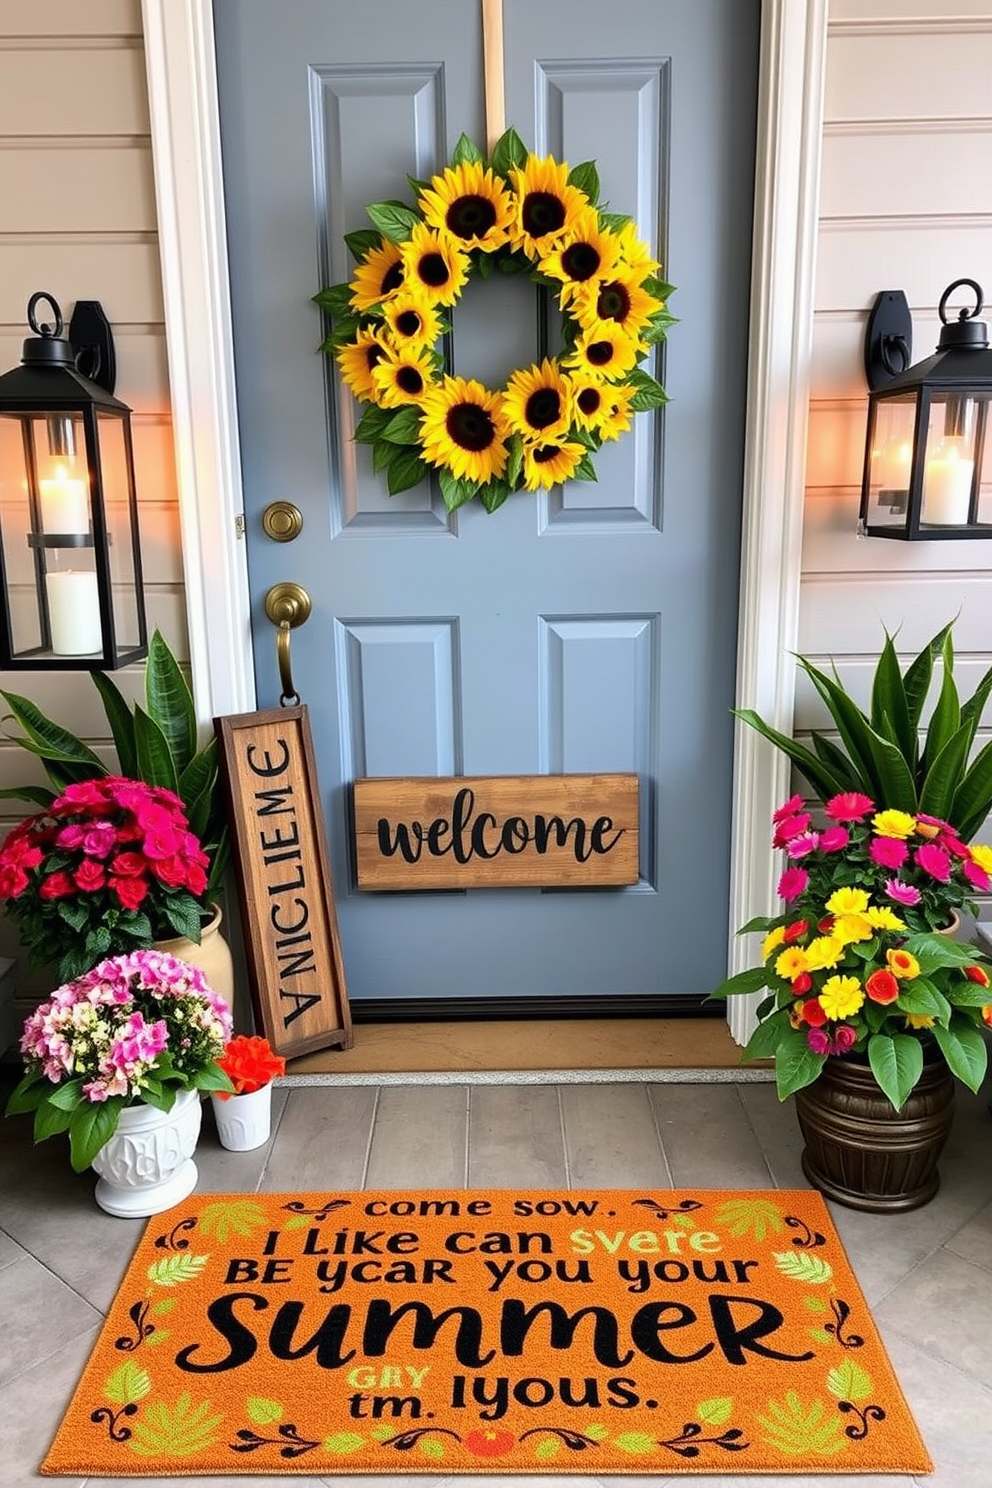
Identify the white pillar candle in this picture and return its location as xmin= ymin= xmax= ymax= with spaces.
xmin=922 ymin=448 xmax=974 ymax=525
xmin=38 ymin=468 xmax=90 ymax=535
xmin=45 ymin=571 xmax=102 ymax=656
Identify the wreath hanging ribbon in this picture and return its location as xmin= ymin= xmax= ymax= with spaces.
xmin=315 ymin=128 xmax=675 ymax=514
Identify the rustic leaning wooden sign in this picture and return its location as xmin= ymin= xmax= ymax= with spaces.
xmin=215 ymin=706 xmax=352 ymax=1059
xmin=353 ymin=774 xmax=639 ymax=890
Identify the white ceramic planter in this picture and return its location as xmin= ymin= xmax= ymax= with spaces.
xmin=210 ymin=1083 xmax=272 ymax=1151
xmin=91 ymin=1089 xmax=202 ymax=1218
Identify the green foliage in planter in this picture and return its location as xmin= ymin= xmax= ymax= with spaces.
xmin=0 ymin=630 xmax=228 ymax=893
xmin=737 ymin=623 xmax=992 ymax=841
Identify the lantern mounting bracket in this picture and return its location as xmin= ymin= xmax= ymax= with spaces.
xmin=67 ymin=300 xmax=117 ymax=396
xmin=864 ymin=290 xmax=913 ymax=391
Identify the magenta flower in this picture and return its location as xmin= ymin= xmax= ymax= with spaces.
xmin=824 ymin=792 xmax=875 ymax=821
xmin=819 ymin=825 xmax=850 ymax=853
xmin=773 ymin=812 xmax=812 ymax=845
xmin=832 ymin=1025 xmax=858 ymax=1053
xmin=963 ymin=858 xmax=991 ymax=892
xmin=807 ymin=1028 xmax=831 ymax=1054
xmin=786 ymin=832 xmax=820 ymax=858
xmin=915 ymin=842 xmax=951 ymax=883
xmin=870 ymin=835 xmax=908 ymax=870
xmin=773 ymin=794 xmax=804 ymax=823
xmin=885 ymin=878 xmax=922 ymax=906
xmin=778 ymin=866 xmax=809 ymax=902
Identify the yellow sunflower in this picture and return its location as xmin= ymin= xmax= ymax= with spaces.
xmin=336 ymin=325 xmax=389 ymax=403
xmin=419 ymin=376 xmax=510 ymax=485
xmin=419 ymin=160 xmax=515 ymax=252
xmin=349 ymin=240 xmax=405 ymax=312
xmin=371 ymin=342 xmax=437 ymax=409
xmin=539 ymin=207 xmax=621 ymax=303
xmin=400 ymin=222 xmax=470 ymax=308
xmin=614 ymin=219 xmax=661 ymax=279
xmin=572 ymin=266 xmax=658 ymax=341
xmin=521 ymin=439 xmax=586 ymax=491
xmin=381 ymin=292 xmax=443 ymax=350
xmin=563 ymin=375 xmax=637 ymax=442
xmin=563 ymin=322 xmax=643 ymax=382
xmin=502 ymin=359 xmax=574 ymax=444
xmin=508 ymin=154 xmax=588 ymax=257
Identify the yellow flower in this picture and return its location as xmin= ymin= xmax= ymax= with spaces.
xmin=564 ymin=377 xmax=636 ymax=441
xmin=502 ymin=360 xmax=574 ymax=444
xmin=865 ymin=906 xmax=907 ymax=932
xmin=349 ymin=239 xmax=404 ymax=312
xmin=400 ymin=223 xmax=470 ymax=307
xmin=572 ymin=265 xmax=659 ymax=341
xmin=336 ymin=326 xmax=389 ymax=403
xmin=418 ymin=160 xmax=515 ymax=252
xmin=904 ymin=1013 xmax=935 ymax=1030
xmin=540 ymin=207 xmax=621 ymax=302
xmin=762 ymin=926 xmax=786 ymax=961
xmin=520 ymin=439 xmax=586 ymax=492
xmin=818 ymin=975 xmax=865 ymax=1020
xmin=418 ymin=376 xmax=509 ymax=485
xmin=563 ymin=322 xmax=643 ymax=382
xmin=613 ymin=218 xmax=661 ymax=279
xmin=970 ymin=843 xmax=992 ymax=874
xmin=887 ymin=948 xmax=920 ymax=980
xmin=872 ymin=809 xmax=917 ymax=839
xmin=826 ymin=886 xmax=869 ymax=916
xmin=508 ymin=154 xmax=588 ymax=256
xmin=775 ymin=946 xmax=809 ymax=981
xmin=832 ymin=913 xmax=873 ymax=946
xmin=805 ymin=936 xmax=844 ymax=971
xmin=381 ymin=293 xmax=443 ymax=350
xmin=370 ymin=342 xmax=437 ymax=408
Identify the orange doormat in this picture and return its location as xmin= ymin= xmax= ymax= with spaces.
xmin=43 ymin=1189 xmax=931 ymax=1477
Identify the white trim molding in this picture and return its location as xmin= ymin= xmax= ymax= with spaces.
xmin=140 ymin=0 xmax=827 ymax=1043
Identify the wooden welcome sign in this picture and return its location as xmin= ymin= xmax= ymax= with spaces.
xmin=215 ymin=706 xmax=352 ymax=1059
xmin=353 ymin=774 xmax=639 ymax=890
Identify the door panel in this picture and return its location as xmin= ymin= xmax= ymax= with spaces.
xmin=213 ymin=0 xmax=759 ymax=1005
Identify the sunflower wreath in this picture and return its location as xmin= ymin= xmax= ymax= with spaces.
xmin=315 ymin=127 xmax=675 ymax=514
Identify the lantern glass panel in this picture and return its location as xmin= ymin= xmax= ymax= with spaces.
xmin=919 ymin=393 xmax=984 ymax=527
xmin=866 ymin=395 xmax=916 ymax=528
xmin=96 ymin=410 xmax=142 ymax=651
xmin=0 ymin=412 xmax=44 ymax=656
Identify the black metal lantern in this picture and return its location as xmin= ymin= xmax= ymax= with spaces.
xmin=0 ymin=292 xmax=147 ymax=669
xmin=859 ymin=278 xmax=992 ymax=540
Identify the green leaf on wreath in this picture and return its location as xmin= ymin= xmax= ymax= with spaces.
xmin=756 ymin=1391 xmax=846 ymax=1456
xmin=504 ymin=432 xmax=524 ymax=491
xmin=344 ymin=228 xmax=382 ymax=262
xmin=568 ymin=160 xmax=600 ymax=204
xmin=147 ymin=1253 xmax=210 ymax=1288
xmin=627 ymin=368 xmax=669 ymax=411
xmin=439 ymin=469 xmax=478 ymax=511
xmin=574 ymin=453 xmax=598 ymax=482
xmin=491 ymin=126 xmax=527 ymax=176
xmin=479 ymin=478 xmax=511 ymax=513
xmin=354 ymin=404 xmax=394 ymax=444
xmin=407 ymin=175 xmax=430 ymax=198
xmin=613 ymin=1432 xmax=656 ymax=1454
xmin=387 ymin=448 xmax=429 ymax=495
xmin=714 ymin=1197 xmax=785 ymax=1241
xmin=105 ymin=1361 xmax=152 ymax=1406
xmin=381 ymin=406 xmax=423 ymax=444
xmin=365 ymin=200 xmax=419 ymax=243
xmin=826 ymin=1361 xmax=873 ymax=1402
xmin=323 ymin=1432 xmax=366 ymax=1454
xmin=199 ymin=1199 xmax=269 ymax=1242
xmin=475 ymin=251 xmax=494 ymax=278
xmin=451 ymin=132 xmax=483 ymax=166
xmin=129 ymin=1391 xmax=224 ymax=1459
xmin=772 ymin=1251 xmax=833 ymax=1285
xmin=373 ymin=440 xmax=398 ymax=474
xmin=599 ymin=211 xmax=632 ymax=233
xmin=697 ymin=1397 xmax=733 ymax=1426
xmin=313 ymin=283 xmax=353 ymax=317
xmin=247 ymin=1397 xmax=283 ymax=1425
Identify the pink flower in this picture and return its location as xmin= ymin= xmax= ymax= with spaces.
xmin=786 ymin=832 xmax=820 ymax=858
xmin=773 ymin=794 xmax=804 ymax=823
xmin=111 ymin=875 xmax=148 ymax=911
xmin=819 ymin=825 xmax=850 ymax=853
xmin=773 ymin=812 xmax=811 ymax=846
xmin=963 ymin=858 xmax=991 ymax=892
xmin=0 ymin=864 xmax=29 ymax=897
xmin=915 ymin=842 xmax=952 ymax=883
xmin=885 ymin=878 xmax=922 ymax=906
xmin=73 ymin=859 xmax=106 ymax=893
xmin=53 ymin=780 xmax=110 ymax=812
xmin=55 ymin=823 xmax=87 ymax=850
xmin=39 ymin=871 xmax=75 ymax=900
xmin=870 ymin=835 xmax=908 ymax=869
xmin=807 ymin=1028 xmax=831 ymax=1054
xmin=824 ymin=792 xmax=875 ymax=821
xmin=832 ymin=1025 xmax=858 ymax=1053
xmin=777 ymin=866 xmax=809 ymax=903
xmin=82 ymin=822 xmax=118 ymax=859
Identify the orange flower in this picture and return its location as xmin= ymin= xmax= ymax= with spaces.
xmin=865 ymin=968 xmax=900 ymax=1005
xmin=965 ymin=965 xmax=990 ymax=987
xmin=886 ymin=948 xmax=920 ymax=980
xmin=216 ymin=1035 xmax=285 ymax=1098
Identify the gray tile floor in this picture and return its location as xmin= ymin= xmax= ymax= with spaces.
xmin=1 ymin=1074 xmax=990 ymax=1487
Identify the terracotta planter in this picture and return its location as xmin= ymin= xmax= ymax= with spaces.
xmin=794 ymin=1054 xmax=955 ymax=1213
xmin=153 ymin=901 xmax=235 ymax=1014
xmin=90 ymin=1089 xmax=202 ymax=1218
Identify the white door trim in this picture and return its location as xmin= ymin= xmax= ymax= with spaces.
xmin=140 ymin=0 xmax=827 ymax=1039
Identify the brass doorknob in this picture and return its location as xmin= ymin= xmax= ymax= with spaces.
xmin=263 ymin=582 xmax=311 ymax=628
xmin=261 ymin=501 xmax=303 ymax=542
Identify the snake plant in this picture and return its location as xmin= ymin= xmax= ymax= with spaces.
xmin=0 ymin=629 xmax=228 ymax=892
xmin=737 ymin=623 xmax=992 ymax=842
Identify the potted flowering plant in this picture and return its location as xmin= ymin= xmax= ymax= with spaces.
xmin=0 ymin=776 xmax=212 ymax=983
xmin=710 ymin=794 xmax=992 ymax=1211
xmin=210 ymin=1034 xmax=286 ymax=1151
xmin=4 ymin=950 xmax=233 ymax=1209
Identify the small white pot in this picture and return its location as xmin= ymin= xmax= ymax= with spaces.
xmin=210 ymin=1083 xmax=273 ymax=1151
xmin=91 ymin=1089 xmax=201 ymax=1218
